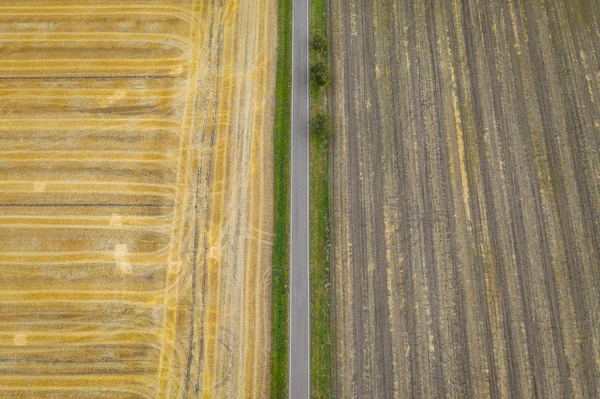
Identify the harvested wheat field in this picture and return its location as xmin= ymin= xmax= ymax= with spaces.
xmin=0 ymin=0 xmax=277 ymax=398
xmin=331 ymin=0 xmax=600 ymax=397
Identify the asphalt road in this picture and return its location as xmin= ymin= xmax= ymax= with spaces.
xmin=289 ymin=0 xmax=310 ymax=396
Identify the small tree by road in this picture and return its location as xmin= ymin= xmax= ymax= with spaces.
xmin=310 ymin=61 xmax=330 ymax=87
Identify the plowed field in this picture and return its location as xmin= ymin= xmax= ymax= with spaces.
xmin=330 ymin=0 xmax=600 ymax=397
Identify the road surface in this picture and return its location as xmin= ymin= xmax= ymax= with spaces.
xmin=289 ymin=0 xmax=310 ymax=396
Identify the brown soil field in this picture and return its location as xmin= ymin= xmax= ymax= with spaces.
xmin=0 ymin=0 xmax=277 ymax=398
xmin=330 ymin=0 xmax=600 ymax=397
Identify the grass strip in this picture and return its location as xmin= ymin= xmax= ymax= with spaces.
xmin=309 ymin=0 xmax=334 ymax=396
xmin=270 ymin=0 xmax=292 ymax=397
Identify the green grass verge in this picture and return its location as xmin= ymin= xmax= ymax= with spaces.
xmin=310 ymin=0 xmax=334 ymax=397
xmin=271 ymin=0 xmax=292 ymax=397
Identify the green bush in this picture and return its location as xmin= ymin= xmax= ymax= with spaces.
xmin=310 ymin=61 xmax=330 ymax=87
xmin=310 ymin=113 xmax=330 ymax=140
xmin=311 ymin=35 xmax=327 ymax=53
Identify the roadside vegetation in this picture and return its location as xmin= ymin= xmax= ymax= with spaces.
xmin=311 ymin=61 xmax=330 ymax=87
xmin=309 ymin=0 xmax=334 ymax=396
xmin=271 ymin=0 xmax=292 ymax=397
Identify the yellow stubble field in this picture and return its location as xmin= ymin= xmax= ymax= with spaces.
xmin=0 ymin=0 xmax=277 ymax=398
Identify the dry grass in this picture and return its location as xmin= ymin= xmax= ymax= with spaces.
xmin=0 ymin=1 xmax=277 ymax=397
